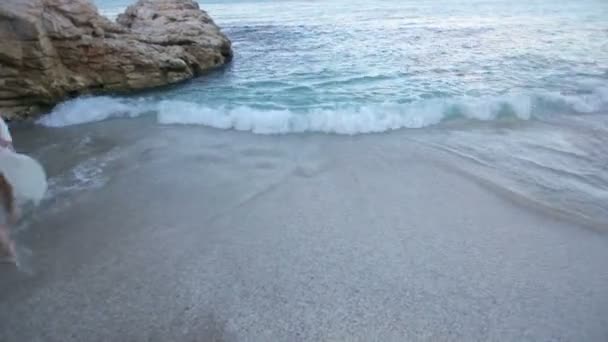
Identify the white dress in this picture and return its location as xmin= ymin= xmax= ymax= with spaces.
xmin=0 ymin=117 xmax=47 ymax=204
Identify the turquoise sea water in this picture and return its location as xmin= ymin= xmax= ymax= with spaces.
xmin=43 ymin=0 xmax=608 ymax=132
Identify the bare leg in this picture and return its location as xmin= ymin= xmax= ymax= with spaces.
xmin=0 ymin=223 xmax=15 ymax=263
xmin=0 ymin=172 xmax=15 ymax=218
xmin=0 ymin=172 xmax=16 ymax=263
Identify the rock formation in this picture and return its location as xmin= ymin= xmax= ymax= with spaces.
xmin=0 ymin=0 xmax=232 ymax=119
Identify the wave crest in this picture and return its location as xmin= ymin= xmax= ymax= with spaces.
xmin=39 ymin=87 xmax=608 ymax=134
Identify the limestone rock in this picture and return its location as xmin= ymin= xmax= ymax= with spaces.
xmin=0 ymin=0 xmax=232 ymax=119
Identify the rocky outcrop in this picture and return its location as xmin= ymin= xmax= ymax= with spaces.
xmin=0 ymin=0 xmax=232 ymax=119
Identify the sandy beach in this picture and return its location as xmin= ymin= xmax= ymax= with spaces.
xmin=1 ymin=119 xmax=607 ymax=341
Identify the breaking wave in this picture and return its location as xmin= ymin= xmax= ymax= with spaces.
xmin=39 ymin=87 xmax=608 ymax=134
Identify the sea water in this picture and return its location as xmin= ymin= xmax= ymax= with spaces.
xmin=37 ymin=0 xmax=608 ymax=225
xmin=41 ymin=0 xmax=608 ymax=132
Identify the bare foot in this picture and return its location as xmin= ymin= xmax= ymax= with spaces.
xmin=0 ymin=243 xmax=16 ymax=264
xmin=8 ymin=207 xmax=20 ymax=225
xmin=0 ymin=255 xmax=15 ymax=264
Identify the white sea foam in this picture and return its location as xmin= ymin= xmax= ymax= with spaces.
xmin=548 ymin=87 xmax=608 ymax=113
xmin=38 ymin=87 xmax=608 ymax=134
xmin=157 ymin=100 xmax=454 ymax=134
xmin=45 ymin=153 xmax=115 ymax=200
xmin=38 ymin=96 xmax=153 ymax=127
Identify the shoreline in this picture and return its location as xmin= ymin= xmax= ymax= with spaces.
xmin=11 ymin=117 xmax=608 ymax=232
xmin=11 ymin=115 xmax=608 ymax=232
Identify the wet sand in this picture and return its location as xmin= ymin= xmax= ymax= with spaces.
xmin=1 ymin=120 xmax=607 ymax=341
